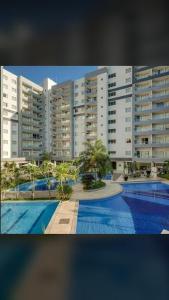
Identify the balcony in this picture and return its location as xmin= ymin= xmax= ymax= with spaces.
xmin=134 ymin=117 xmax=169 ymax=125
xmin=134 ymin=128 xmax=169 ymax=135
xmin=134 ymin=104 xmax=169 ymax=115
xmin=135 ymin=142 xmax=169 ymax=148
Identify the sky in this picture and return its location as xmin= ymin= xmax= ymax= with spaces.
xmin=5 ymin=66 xmax=97 ymax=86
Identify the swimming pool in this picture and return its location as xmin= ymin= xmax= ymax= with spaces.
xmin=11 ymin=177 xmax=75 ymax=191
xmin=1 ymin=201 xmax=58 ymax=234
xmin=11 ymin=174 xmax=112 ymax=192
xmin=76 ymin=181 xmax=169 ymax=234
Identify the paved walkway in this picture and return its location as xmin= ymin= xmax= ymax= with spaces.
xmin=45 ymin=201 xmax=79 ymax=234
xmin=71 ymin=180 xmax=122 ymax=201
xmin=45 ymin=180 xmax=122 ymax=234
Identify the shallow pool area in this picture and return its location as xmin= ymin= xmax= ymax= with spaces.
xmin=76 ymin=181 xmax=169 ymax=234
xmin=11 ymin=177 xmax=76 ymax=191
xmin=1 ymin=201 xmax=58 ymax=234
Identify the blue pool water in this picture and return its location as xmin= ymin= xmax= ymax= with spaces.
xmin=1 ymin=201 xmax=58 ymax=234
xmin=11 ymin=177 xmax=76 ymax=191
xmin=77 ymin=181 xmax=169 ymax=234
xmin=11 ymin=173 xmax=112 ymax=192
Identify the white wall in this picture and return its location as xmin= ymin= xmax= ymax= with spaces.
xmin=43 ymin=78 xmax=57 ymax=153
xmin=2 ymin=68 xmax=19 ymax=158
xmin=97 ymin=72 xmax=108 ymax=148
xmin=107 ymin=66 xmax=133 ymax=160
xmin=73 ymin=78 xmax=86 ymax=157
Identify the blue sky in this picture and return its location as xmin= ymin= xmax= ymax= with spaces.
xmin=5 ymin=66 xmax=97 ymax=85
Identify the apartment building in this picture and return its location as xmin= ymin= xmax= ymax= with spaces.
xmin=1 ymin=65 xmax=169 ymax=171
xmin=17 ymin=76 xmax=43 ymax=160
xmin=1 ymin=67 xmax=19 ymax=159
xmin=50 ymin=80 xmax=74 ymax=161
xmin=133 ymin=66 xmax=169 ymax=165
xmin=73 ymin=68 xmax=108 ymax=157
xmin=107 ymin=66 xmax=133 ymax=171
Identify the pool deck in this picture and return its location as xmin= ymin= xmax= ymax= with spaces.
xmin=45 ymin=180 xmax=122 ymax=234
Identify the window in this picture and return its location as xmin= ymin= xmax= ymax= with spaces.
xmin=101 ymin=87 xmax=103 ymax=90
xmin=125 ymin=107 xmax=131 ymax=112
xmin=12 ymin=79 xmax=16 ymax=84
xmin=126 ymin=68 xmax=132 ymax=73
xmin=3 ymin=120 xmax=8 ymax=125
xmin=108 ymin=129 xmax=116 ymax=133
xmin=12 ymin=152 xmax=17 ymax=156
xmin=12 ymin=88 xmax=16 ymax=93
xmin=3 ymin=110 xmax=8 ymax=115
xmin=101 ymin=115 xmax=103 ymax=117
xmin=108 ymin=151 xmax=116 ymax=155
xmin=108 ymin=110 xmax=116 ymax=115
xmin=108 ymin=91 xmax=116 ymax=97
xmin=12 ymin=141 xmax=17 ymax=144
xmin=108 ymin=73 xmax=116 ymax=78
xmin=3 ymin=84 xmax=8 ymax=89
xmin=126 ymin=87 xmax=131 ymax=93
xmin=12 ymin=96 xmax=17 ymax=101
xmin=3 ymin=93 xmax=8 ymax=98
xmin=108 ymin=82 xmax=116 ymax=88
xmin=3 ymin=75 xmax=8 ymax=80
xmin=75 ymin=93 xmax=78 ymax=97
xmin=12 ymin=105 xmax=17 ymax=110
xmin=126 ymin=138 xmax=131 ymax=143
xmin=125 ymin=117 xmax=131 ymax=122
xmin=125 ymin=98 xmax=131 ymax=103
xmin=125 ymin=78 xmax=131 ymax=83
xmin=75 ymin=84 xmax=78 ymax=89
xmin=3 ymin=102 xmax=8 ymax=107
xmin=3 ymin=151 xmax=8 ymax=155
xmin=100 ymin=78 xmax=103 ymax=81
xmin=108 ymin=139 xmax=116 ymax=143
xmin=125 ymin=127 xmax=131 ymax=132
xmin=3 ymin=140 xmax=8 ymax=144
xmin=12 ymin=130 xmax=17 ymax=135
xmin=108 ymin=119 xmax=116 ymax=124
xmin=3 ymin=129 xmax=8 ymax=133
xmin=108 ymin=100 xmax=116 ymax=106
xmin=125 ymin=151 xmax=131 ymax=155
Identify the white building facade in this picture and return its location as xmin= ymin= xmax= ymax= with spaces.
xmin=1 ymin=67 xmax=19 ymax=159
xmin=1 ymin=66 xmax=169 ymax=171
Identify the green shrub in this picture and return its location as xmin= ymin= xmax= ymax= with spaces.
xmin=83 ymin=179 xmax=105 ymax=190
xmin=159 ymin=173 xmax=169 ymax=180
xmin=56 ymin=184 xmax=73 ymax=201
xmin=81 ymin=174 xmax=95 ymax=190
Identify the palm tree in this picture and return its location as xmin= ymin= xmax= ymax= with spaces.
xmin=41 ymin=151 xmax=52 ymax=162
xmin=23 ymin=162 xmax=39 ymax=200
xmin=54 ymin=162 xmax=79 ymax=191
xmin=1 ymin=162 xmax=18 ymax=199
xmin=40 ymin=160 xmax=55 ymax=199
xmin=79 ymin=139 xmax=112 ymax=179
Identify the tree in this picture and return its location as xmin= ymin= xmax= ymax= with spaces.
xmin=79 ymin=139 xmax=112 ymax=179
xmin=23 ymin=162 xmax=40 ymax=200
xmin=1 ymin=162 xmax=19 ymax=200
xmin=54 ymin=162 xmax=79 ymax=191
xmin=164 ymin=160 xmax=169 ymax=174
xmin=40 ymin=160 xmax=55 ymax=199
xmin=41 ymin=151 xmax=52 ymax=162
